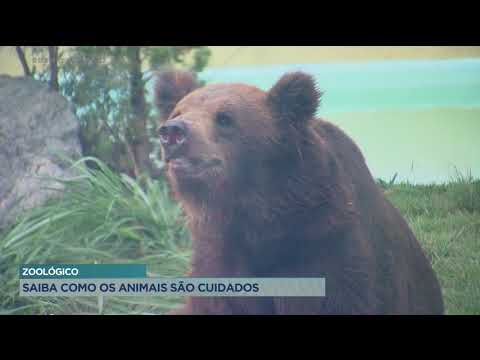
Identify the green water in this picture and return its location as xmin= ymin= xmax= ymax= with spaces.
xmin=329 ymin=108 xmax=479 ymax=184
xmin=197 ymin=58 xmax=480 ymax=184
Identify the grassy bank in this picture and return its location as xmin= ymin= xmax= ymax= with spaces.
xmin=207 ymin=46 xmax=480 ymax=67
xmin=0 ymin=158 xmax=479 ymax=315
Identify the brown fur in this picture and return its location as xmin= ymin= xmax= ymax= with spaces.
xmin=155 ymin=70 xmax=444 ymax=315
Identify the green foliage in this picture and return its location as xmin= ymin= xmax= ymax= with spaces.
xmin=0 ymin=157 xmax=190 ymax=315
xmin=61 ymin=47 xmax=137 ymax=125
xmin=145 ymin=46 xmax=211 ymax=72
xmin=59 ymin=46 xmax=210 ymax=123
xmin=35 ymin=46 xmax=211 ymax=175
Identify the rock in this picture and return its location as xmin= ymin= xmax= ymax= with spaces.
xmin=0 ymin=75 xmax=81 ymax=228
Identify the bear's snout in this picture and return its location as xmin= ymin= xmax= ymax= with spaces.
xmin=158 ymin=119 xmax=188 ymax=161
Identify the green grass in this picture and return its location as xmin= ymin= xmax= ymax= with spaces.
xmin=0 ymin=158 xmax=479 ymax=315
xmin=0 ymin=157 xmax=190 ymax=315
xmin=382 ymin=171 xmax=480 ymax=314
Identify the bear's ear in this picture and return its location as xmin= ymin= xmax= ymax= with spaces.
xmin=266 ymin=72 xmax=321 ymax=124
xmin=154 ymin=69 xmax=201 ymax=118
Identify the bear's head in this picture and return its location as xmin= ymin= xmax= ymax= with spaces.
xmin=154 ymin=69 xmax=322 ymax=208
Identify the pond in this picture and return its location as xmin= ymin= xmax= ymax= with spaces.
xmin=197 ymin=58 xmax=480 ymax=184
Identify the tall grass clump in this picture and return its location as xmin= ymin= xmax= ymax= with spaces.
xmin=448 ymin=168 xmax=480 ymax=213
xmin=0 ymin=157 xmax=191 ymax=315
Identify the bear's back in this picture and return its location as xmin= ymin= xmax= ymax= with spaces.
xmin=311 ymin=118 xmax=444 ymax=314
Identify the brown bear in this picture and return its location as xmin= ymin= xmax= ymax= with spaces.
xmin=154 ymin=69 xmax=444 ymax=315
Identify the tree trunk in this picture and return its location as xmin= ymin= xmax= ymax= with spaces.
xmin=15 ymin=46 xmax=31 ymax=77
xmin=48 ymin=46 xmax=59 ymax=91
xmin=127 ymin=46 xmax=151 ymax=176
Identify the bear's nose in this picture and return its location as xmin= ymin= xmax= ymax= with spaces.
xmin=158 ymin=120 xmax=187 ymax=147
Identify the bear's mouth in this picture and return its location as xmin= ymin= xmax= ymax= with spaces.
xmin=168 ymin=157 xmax=222 ymax=177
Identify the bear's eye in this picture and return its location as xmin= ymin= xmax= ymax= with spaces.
xmin=215 ymin=112 xmax=234 ymax=128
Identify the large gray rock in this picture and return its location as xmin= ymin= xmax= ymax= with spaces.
xmin=0 ymin=75 xmax=81 ymax=228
